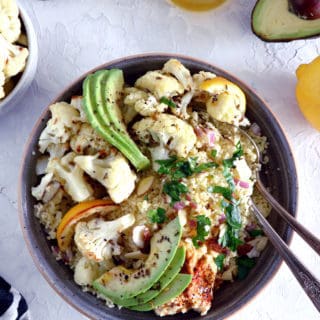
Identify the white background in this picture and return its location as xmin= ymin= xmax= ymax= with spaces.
xmin=1 ymin=0 xmax=320 ymax=319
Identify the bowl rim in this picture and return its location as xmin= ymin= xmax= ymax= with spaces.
xmin=18 ymin=53 xmax=299 ymax=320
xmin=0 ymin=2 xmax=38 ymax=112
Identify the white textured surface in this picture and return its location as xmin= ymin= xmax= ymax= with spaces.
xmin=0 ymin=0 xmax=319 ymax=319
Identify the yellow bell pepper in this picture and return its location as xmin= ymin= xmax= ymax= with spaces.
xmin=296 ymin=56 xmax=320 ymax=131
xmin=56 ymin=199 xmax=118 ymax=251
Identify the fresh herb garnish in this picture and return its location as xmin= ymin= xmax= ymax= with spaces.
xmin=147 ymin=207 xmax=167 ymax=223
xmin=193 ymin=162 xmax=218 ymax=173
xmin=219 ymin=227 xmax=243 ymax=251
xmin=209 ymin=142 xmax=245 ymax=251
xmin=223 ymin=141 xmax=243 ymax=168
xmin=159 ymin=96 xmax=177 ymax=108
xmin=208 ymin=185 xmax=233 ymax=201
xmin=237 ymin=257 xmax=256 ymax=280
xmin=214 ymin=254 xmax=226 ymax=271
xmin=248 ymin=229 xmax=264 ymax=237
xmin=157 ymin=156 xmax=217 ymax=180
xmin=211 ymin=149 xmax=217 ymax=158
xmin=163 ymin=181 xmax=188 ymax=205
xmin=192 ymin=215 xmax=211 ymax=248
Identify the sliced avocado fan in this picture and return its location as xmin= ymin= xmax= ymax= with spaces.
xmin=82 ymin=69 xmax=150 ymax=170
xmin=129 ymin=273 xmax=192 ymax=312
xmin=115 ymin=246 xmax=186 ymax=307
xmin=252 ymin=0 xmax=320 ymax=42
xmin=93 ymin=217 xmax=182 ymax=300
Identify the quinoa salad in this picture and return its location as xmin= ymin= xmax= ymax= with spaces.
xmin=31 ymin=59 xmax=271 ymax=316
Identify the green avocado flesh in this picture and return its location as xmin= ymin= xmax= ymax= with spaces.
xmin=252 ymin=0 xmax=320 ymax=41
xmin=82 ymin=69 xmax=150 ymax=170
xmin=93 ymin=217 xmax=182 ymax=300
xmin=129 ymin=273 xmax=192 ymax=312
xmin=115 ymin=246 xmax=186 ymax=307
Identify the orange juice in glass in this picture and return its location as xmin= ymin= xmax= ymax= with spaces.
xmin=170 ymin=0 xmax=227 ymax=11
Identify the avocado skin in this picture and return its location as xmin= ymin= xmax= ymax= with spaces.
xmin=251 ymin=0 xmax=320 ymax=42
xmin=82 ymin=69 xmax=150 ymax=170
xmin=129 ymin=273 xmax=192 ymax=312
xmin=115 ymin=246 xmax=186 ymax=307
xmin=93 ymin=217 xmax=182 ymax=300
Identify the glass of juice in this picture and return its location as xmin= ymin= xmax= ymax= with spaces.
xmin=170 ymin=0 xmax=227 ymax=11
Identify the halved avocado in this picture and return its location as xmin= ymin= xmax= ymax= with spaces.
xmin=93 ymin=217 xmax=182 ymax=300
xmin=252 ymin=0 xmax=320 ymax=42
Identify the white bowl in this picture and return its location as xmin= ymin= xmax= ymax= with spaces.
xmin=0 ymin=2 xmax=38 ymax=116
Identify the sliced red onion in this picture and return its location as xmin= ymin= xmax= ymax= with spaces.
xmin=234 ymin=178 xmax=250 ymax=189
xmin=250 ymin=123 xmax=261 ymax=136
xmin=219 ymin=215 xmax=226 ymax=224
xmin=205 ymin=129 xmax=215 ymax=146
xmin=173 ymin=201 xmax=185 ymax=211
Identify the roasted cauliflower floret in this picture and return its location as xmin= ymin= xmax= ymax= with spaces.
xmin=134 ymin=94 xmax=168 ymax=116
xmin=47 ymin=152 xmax=93 ymax=202
xmin=0 ymin=34 xmax=28 ymax=79
xmin=74 ymin=214 xmax=135 ymax=262
xmin=0 ymin=71 xmax=5 ymax=99
xmin=74 ymin=257 xmax=100 ymax=286
xmin=31 ymin=172 xmax=61 ymax=203
xmin=133 ymin=114 xmax=196 ymax=158
xmin=124 ymin=87 xmax=168 ymax=117
xmin=70 ymin=122 xmax=111 ymax=155
xmin=135 ymin=70 xmax=184 ymax=100
xmin=74 ymin=153 xmax=137 ymax=204
xmin=0 ymin=0 xmax=21 ymax=43
xmin=199 ymin=77 xmax=246 ymax=126
xmin=162 ymin=59 xmax=193 ymax=91
xmin=70 ymin=95 xmax=87 ymax=122
xmin=39 ymin=102 xmax=81 ymax=153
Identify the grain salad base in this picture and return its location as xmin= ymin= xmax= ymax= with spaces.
xmin=31 ymin=59 xmax=271 ymax=316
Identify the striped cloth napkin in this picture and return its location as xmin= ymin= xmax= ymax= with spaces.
xmin=0 ymin=277 xmax=29 ymax=320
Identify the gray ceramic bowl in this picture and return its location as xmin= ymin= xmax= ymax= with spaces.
xmin=0 ymin=3 xmax=38 ymax=116
xmin=19 ymin=54 xmax=298 ymax=320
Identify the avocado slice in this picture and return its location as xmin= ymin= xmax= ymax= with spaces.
xmin=93 ymin=217 xmax=182 ymax=300
xmin=252 ymin=0 xmax=320 ymax=42
xmin=82 ymin=70 xmax=150 ymax=170
xmin=129 ymin=273 xmax=192 ymax=312
xmin=116 ymin=246 xmax=186 ymax=307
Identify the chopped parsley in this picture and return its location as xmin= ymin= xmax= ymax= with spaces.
xmin=208 ymin=141 xmax=245 ymax=251
xmin=214 ymin=254 xmax=226 ymax=271
xmin=159 ymin=96 xmax=177 ymax=108
xmin=157 ymin=156 xmax=218 ymax=205
xmin=192 ymin=215 xmax=211 ymax=248
xmin=157 ymin=156 xmax=217 ymax=180
xmin=208 ymin=186 xmax=233 ymax=201
xmin=223 ymin=141 xmax=243 ymax=168
xmin=147 ymin=207 xmax=167 ymax=223
xmin=237 ymin=257 xmax=256 ymax=280
xmin=248 ymin=229 xmax=264 ymax=237
xmin=163 ymin=180 xmax=188 ymax=205
xmin=210 ymin=149 xmax=217 ymax=158
xmin=219 ymin=227 xmax=243 ymax=251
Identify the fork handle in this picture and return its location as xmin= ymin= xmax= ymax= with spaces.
xmin=252 ymin=203 xmax=320 ymax=312
xmin=257 ymin=181 xmax=320 ymax=255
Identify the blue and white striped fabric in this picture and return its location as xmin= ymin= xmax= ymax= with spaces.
xmin=0 ymin=277 xmax=29 ymax=320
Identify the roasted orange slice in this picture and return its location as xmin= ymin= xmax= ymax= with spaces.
xmin=57 ymin=199 xmax=118 ymax=251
